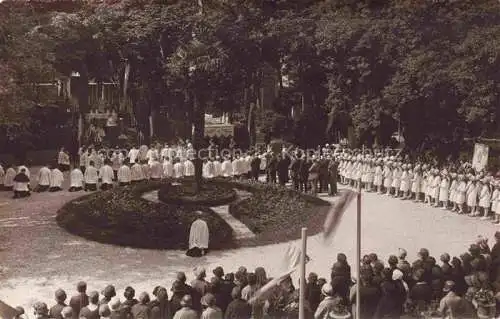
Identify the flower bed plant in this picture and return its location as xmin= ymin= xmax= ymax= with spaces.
xmin=212 ymin=178 xmax=331 ymax=246
xmin=56 ymin=181 xmax=235 ymax=250
xmin=158 ymin=177 xmax=237 ymax=206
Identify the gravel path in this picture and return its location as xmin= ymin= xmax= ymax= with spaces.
xmin=0 ymin=169 xmax=498 ymax=310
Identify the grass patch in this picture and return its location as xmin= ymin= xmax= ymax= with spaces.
xmin=56 ymin=181 xmax=235 ymax=250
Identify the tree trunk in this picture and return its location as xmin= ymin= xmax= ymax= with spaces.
xmin=192 ymin=93 xmax=205 ymax=193
xmin=248 ymin=102 xmax=256 ymax=147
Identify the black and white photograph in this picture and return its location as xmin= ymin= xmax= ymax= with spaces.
xmin=1 ymin=0 xmax=500 ymax=318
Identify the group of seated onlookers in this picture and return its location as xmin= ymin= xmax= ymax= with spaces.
xmin=8 ymin=231 xmax=500 ymax=319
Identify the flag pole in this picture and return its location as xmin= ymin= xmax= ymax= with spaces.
xmin=356 ymin=180 xmax=362 ymax=319
xmin=299 ymin=227 xmax=307 ymax=319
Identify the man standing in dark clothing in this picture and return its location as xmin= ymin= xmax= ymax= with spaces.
xmin=267 ymin=154 xmax=278 ymax=184
xmin=328 ymin=158 xmax=338 ymax=196
xmin=299 ymin=157 xmax=311 ymax=193
xmin=289 ymin=154 xmax=301 ymax=191
xmin=69 ymin=281 xmax=89 ymax=319
xmin=250 ymin=155 xmax=261 ymax=181
xmin=318 ymin=157 xmax=329 ymax=193
xmin=277 ymin=154 xmax=289 ymax=186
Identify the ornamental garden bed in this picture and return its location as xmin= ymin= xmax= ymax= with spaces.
xmin=211 ymin=179 xmax=331 ymax=246
xmin=158 ymin=177 xmax=236 ymax=206
xmin=56 ymin=181 xmax=235 ymax=250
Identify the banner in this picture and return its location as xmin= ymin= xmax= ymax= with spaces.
xmin=472 ymin=143 xmax=489 ymax=172
xmin=323 ymin=190 xmax=357 ymax=240
xmin=204 ymin=124 xmax=234 ymax=137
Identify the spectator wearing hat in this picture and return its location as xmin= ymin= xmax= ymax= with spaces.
xmin=315 ymin=283 xmax=348 ymax=319
xmin=173 ymin=295 xmax=198 ymax=319
xmin=131 ymin=292 xmax=151 ymax=319
xmin=69 ymin=281 xmax=89 ymax=319
xmin=100 ymin=286 xmax=117 ymax=306
xmin=224 ymin=286 xmax=251 ymax=319
xmin=440 ymin=253 xmax=453 ymax=283
xmin=79 ymin=291 xmax=100 ymax=319
xmin=200 ymin=293 xmax=222 ymax=319
xmin=175 ymin=272 xmax=193 ymax=298
xmin=50 ymin=289 xmax=68 ymax=319
xmin=209 ymin=277 xmax=229 ymax=314
xmin=349 ymin=269 xmax=380 ymax=319
xmin=99 ymin=304 xmax=111 ymax=319
xmin=305 ymin=272 xmax=321 ymax=313
xmin=14 ymin=306 xmax=25 ymax=319
xmin=149 ymin=287 xmax=171 ymax=319
xmin=34 ymin=302 xmax=50 ymax=319
xmin=191 ymin=267 xmax=209 ymax=312
xmin=374 ymin=268 xmax=404 ymax=319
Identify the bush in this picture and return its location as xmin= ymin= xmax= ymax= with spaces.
xmin=212 ymin=179 xmax=331 ymax=246
xmin=56 ymin=181 xmax=235 ymax=250
xmin=158 ymin=178 xmax=237 ymax=206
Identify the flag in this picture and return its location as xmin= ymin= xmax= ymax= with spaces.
xmin=0 ymin=300 xmax=18 ymax=319
xmin=323 ymin=190 xmax=356 ymax=240
xmin=248 ymin=267 xmax=297 ymax=305
xmin=282 ymin=244 xmax=311 ymax=272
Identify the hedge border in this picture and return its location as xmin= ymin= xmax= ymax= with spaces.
xmin=157 ymin=178 xmax=237 ymax=206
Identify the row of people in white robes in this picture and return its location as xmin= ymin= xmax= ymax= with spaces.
xmin=0 ymin=165 xmax=31 ymax=189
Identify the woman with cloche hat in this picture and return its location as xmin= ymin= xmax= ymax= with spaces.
xmin=478 ymin=178 xmax=492 ymax=220
xmin=466 ymin=175 xmax=479 ymax=217
xmin=455 ymin=174 xmax=468 ymax=214
xmin=438 ymin=170 xmax=450 ymax=209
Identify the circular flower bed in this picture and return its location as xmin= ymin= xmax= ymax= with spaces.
xmin=56 ymin=181 xmax=235 ymax=250
xmin=158 ymin=177 xmax=236 ymax=206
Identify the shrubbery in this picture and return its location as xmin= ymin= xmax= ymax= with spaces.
xmin=56 ymin=181 xmax=235 ymax=250
xmin=158 ymin=178 xmax=237 ymax=206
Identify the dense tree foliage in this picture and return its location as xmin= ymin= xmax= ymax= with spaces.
xmin=1 ymin=0 xmax=500 ymax=158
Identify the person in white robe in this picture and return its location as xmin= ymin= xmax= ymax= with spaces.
xmin=99 ymin=161 xmax=114 ymax=190
xmin=162 ymin=157 xmax=174 ymax=179
xmin=411 ymin=165 xmax=422 ymax=201
xmin=35 ymin=165 xmax=51 ymax=192
xmin=138 ymin=145 xmax=148 ymax=164
xmin=115 ymin=160 xmax=131 ymax=185
xmin=150 ymin=158 xmax=163 ymax=181
xmin=128 ymin=146 xmax=139 ymax=164
xmin=69 ymin=167 xmax=84 ymax=192
xmin=161 ymin=144 xmax=171 ymax=160
xmin=438 ymin=171 xmax=450 ymax=209
xmin=478 ymin=179 xmax=492 ymax=220
xmin=222 ymin=157 xmax=232 ymax=177
xmin=84 ymin=161 xmax=99 ymax=191
xmin=49 ymin=166 xmax=64 ymax=192
xmin=399 ymin=165 xmax=410 ymax=199
xmin=493 ymin=182 xmax=500 ymax=224
xmin=448 ymin=173 xmax=458 ymax=211
xmin=232 ymin=156 xmax=240 ymax=179
xmin=111 ymin=150 xmax=123 ymax=181
xmin=13 ymin=168 xmax=30 ymax=198
xmin=455 ymin=175 xmax=467 ymax=214
xmin=391 ymin=164 xmax=401 ymax=197
xmin=431 ymin=170 xmax=441 ymax=207
xmin=0 ymin=164 xmax=4 ymax=189
xmin=466 ymin=177 xmax=479 ymax=216
xmin=131 ymin=162 xmax=145 ymax=184
xmin=187 ymin=212 xmax=210 ymax=257
xmin=146 ymin=147 xmax=156 ymax=166
xmin=141 ymin=160 xmax=150 ymax=180
xmin=3 ymin=165 xmax=16 ymax=191
xmin=213 ymin=157 xmax=222 ymax=177
xmin=374 ymin=161 xmax=383 ymax=193
xmin=383 ymin=163 xmax=392 ymax=195
xmin=173 ymin=159 xmax=185 ymax=179
xmin=184 ymin=159 xmax=195 ymax=177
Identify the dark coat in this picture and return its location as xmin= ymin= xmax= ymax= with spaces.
xmin=149 ymin=300 xmax=171 ymax=319
xmin=374 ymin=280 xmax=405 ymax=319
xmin=69 ymin=293 xmax=89 ymax=319
xmin=131 ymin=303 xmax=151 ymax=319
xmin=224 ymin=299 xmax=251 ymax=319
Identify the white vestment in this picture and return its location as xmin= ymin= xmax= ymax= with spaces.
xmin=4 ymin=168 xmax=16 ymax=187
xmin=99 ymin=165 xmax=114 ymax=184
xmin=18 ymin=165 xmax=30 ymax=178
xmin=222 ymin=160 xmax=232 ymax=177
xmin=70 ymin=168 xmax=84 ymax=188
xmin=163 ymin=161 xmax=173 ymax=178
xmin=38 ymin=166 xmax=51 ymax=186
xmin=174 ymin=163 xmax=184 ymax=178
xmin=84 ymin=166 xmax=99 ymax=184
xmin=189 ymin=219 xmax=209 ymax=250
xmin=128 ymin=148 xmax=139 ymax=164
xmin=50 ymin=169 xmax=64 ymax=188
xmin=117 ymin=165 xmax=131 ymax=183
xmin=131 ymin=164 xmax=145 ymax=181
xmin=184 ymin=160 xmax=195 ymax=177
xmin=150 ymin=161 xmax=163 ymax=179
